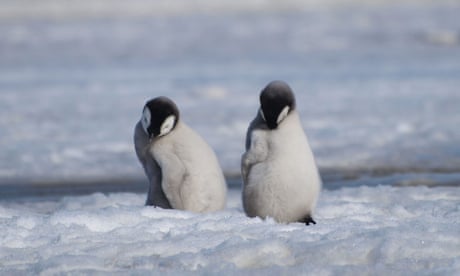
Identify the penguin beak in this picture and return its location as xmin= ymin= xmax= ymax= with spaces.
xmin=266 ymin=120 xmax=278 ymax=130
xmin=260 ymin=108 xmax=278 ymax=129
xmin=148 ymin=129 xmax=158 ymax=141
xmin=262 ymin=105 xmax=290 ymax=129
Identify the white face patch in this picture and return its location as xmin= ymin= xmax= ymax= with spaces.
xmin=141 ymin=108 xmax=151 ymax=134
xmin=159 ymin=115 xmax=176 ymax=137
xmin=259 ymin=108 xmax=266 ymax=121
xmin=276 ymin=106 xmax=290 ymax=124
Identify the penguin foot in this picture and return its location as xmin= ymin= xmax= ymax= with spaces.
xmin=299 ymin=215 xmax=316 ymax=225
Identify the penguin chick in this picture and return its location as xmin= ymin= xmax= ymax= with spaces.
xmin=134 ymin=96 xmax=227 ymax=212
xmin=241 ymin=81 xmax=321 ymax=224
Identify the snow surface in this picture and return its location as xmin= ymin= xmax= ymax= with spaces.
xmin=1 ymin=186 xmax=459 ymax=274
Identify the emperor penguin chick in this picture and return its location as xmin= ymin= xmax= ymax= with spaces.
xmin=134 ymin=96 xmax=227 ymax=212
xmin=241 ymin=81 xmax=321 ymax=224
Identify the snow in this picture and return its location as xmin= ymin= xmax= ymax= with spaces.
xmin=1 ymin=186 xmax=459 ymax=274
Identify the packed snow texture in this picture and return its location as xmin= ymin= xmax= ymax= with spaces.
xmin=0 ymin=0 xmax=460 ymax=181
xmin=1 ymin=186 xmax=459 ymax=274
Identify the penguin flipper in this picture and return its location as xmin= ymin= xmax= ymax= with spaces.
xmin=241 ymin=129 xmax=269 ymax=183
xmin=145 ymin=160 xmax=172 ymax=208
xmin=134 ymin=122 xmax=150 ymax=166
xmin=134 ymin=122 xmax=172 ymax=208
xmin=245 ymin=111 xmax=266 ymax=150
xmin=155 ymin=150 xmax=187 ymax=210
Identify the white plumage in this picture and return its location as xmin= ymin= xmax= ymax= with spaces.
xmin=242 ymin=81 xmax=321 ymax=224
xmin=134 ymin=97 xmax=227 ymax=212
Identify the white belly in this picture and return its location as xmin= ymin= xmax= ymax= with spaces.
xmin=244 ymin=155 xmax=319 ymax=223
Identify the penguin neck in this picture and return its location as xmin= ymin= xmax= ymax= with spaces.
xmin=152 ymin=120 xmax=183 ymax=143
xmin=274 ymin=110 xmax=300 ymax=132
xmin=269 ymin=110 xmax=310 ymax=156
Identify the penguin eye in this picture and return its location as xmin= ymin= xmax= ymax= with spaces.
xmin=159 ymin=115 xmax=176 ymax=137
xmin=141 ymin=108 xmax=151 ymax=134
xmin=276 ymin=106 xmax=290 ymax=124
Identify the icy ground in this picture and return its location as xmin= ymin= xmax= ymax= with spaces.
xmin=1 ymin=187 xmax=459 ymax=274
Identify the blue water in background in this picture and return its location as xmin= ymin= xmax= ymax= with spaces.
xmin=0 ymin=1 xmax=459 ymax=196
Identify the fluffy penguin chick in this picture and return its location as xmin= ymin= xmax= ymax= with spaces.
xmin=241 ymin=81 xmax=321 ymax=224
xmin=134 ymin=96 xmax=227 ymax=212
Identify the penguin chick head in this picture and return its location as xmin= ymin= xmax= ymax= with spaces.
xmin=259 ymin=80 xmax=296 ymax=130
xmin=141 ymin=96 xmax=179 ymax=139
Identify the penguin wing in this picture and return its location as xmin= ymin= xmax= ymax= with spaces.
xmin=153 ymin=145 xmax=187 ymax=210
xmin=134 ymin=122 xmax=171 ymax=208
xmin=245 ymin=111 xmax=267 ymax=150
xmin=134 ymin=121 xmax=150 ymax=168
xmin=241 ymin=128 xmax=269 ymax=184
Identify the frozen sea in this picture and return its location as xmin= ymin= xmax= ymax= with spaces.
xmin=1 ymin=0 xmax=460 ymax=274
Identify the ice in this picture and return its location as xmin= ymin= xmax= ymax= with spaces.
xmin=0 ymin=186 xmax=459 ymax=274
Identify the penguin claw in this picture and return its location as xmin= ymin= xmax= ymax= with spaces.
xmin=299 ymin=215 xmax=316 ymax=225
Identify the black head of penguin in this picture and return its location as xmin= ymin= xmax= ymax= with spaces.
xmin=141 ymin=96 xmax=180 ymax=139
xmin=259 ymin=81 xmax=296 ymax=130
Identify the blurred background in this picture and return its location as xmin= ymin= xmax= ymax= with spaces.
xmin=1 ymin=0 xmax=459 ymax=196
